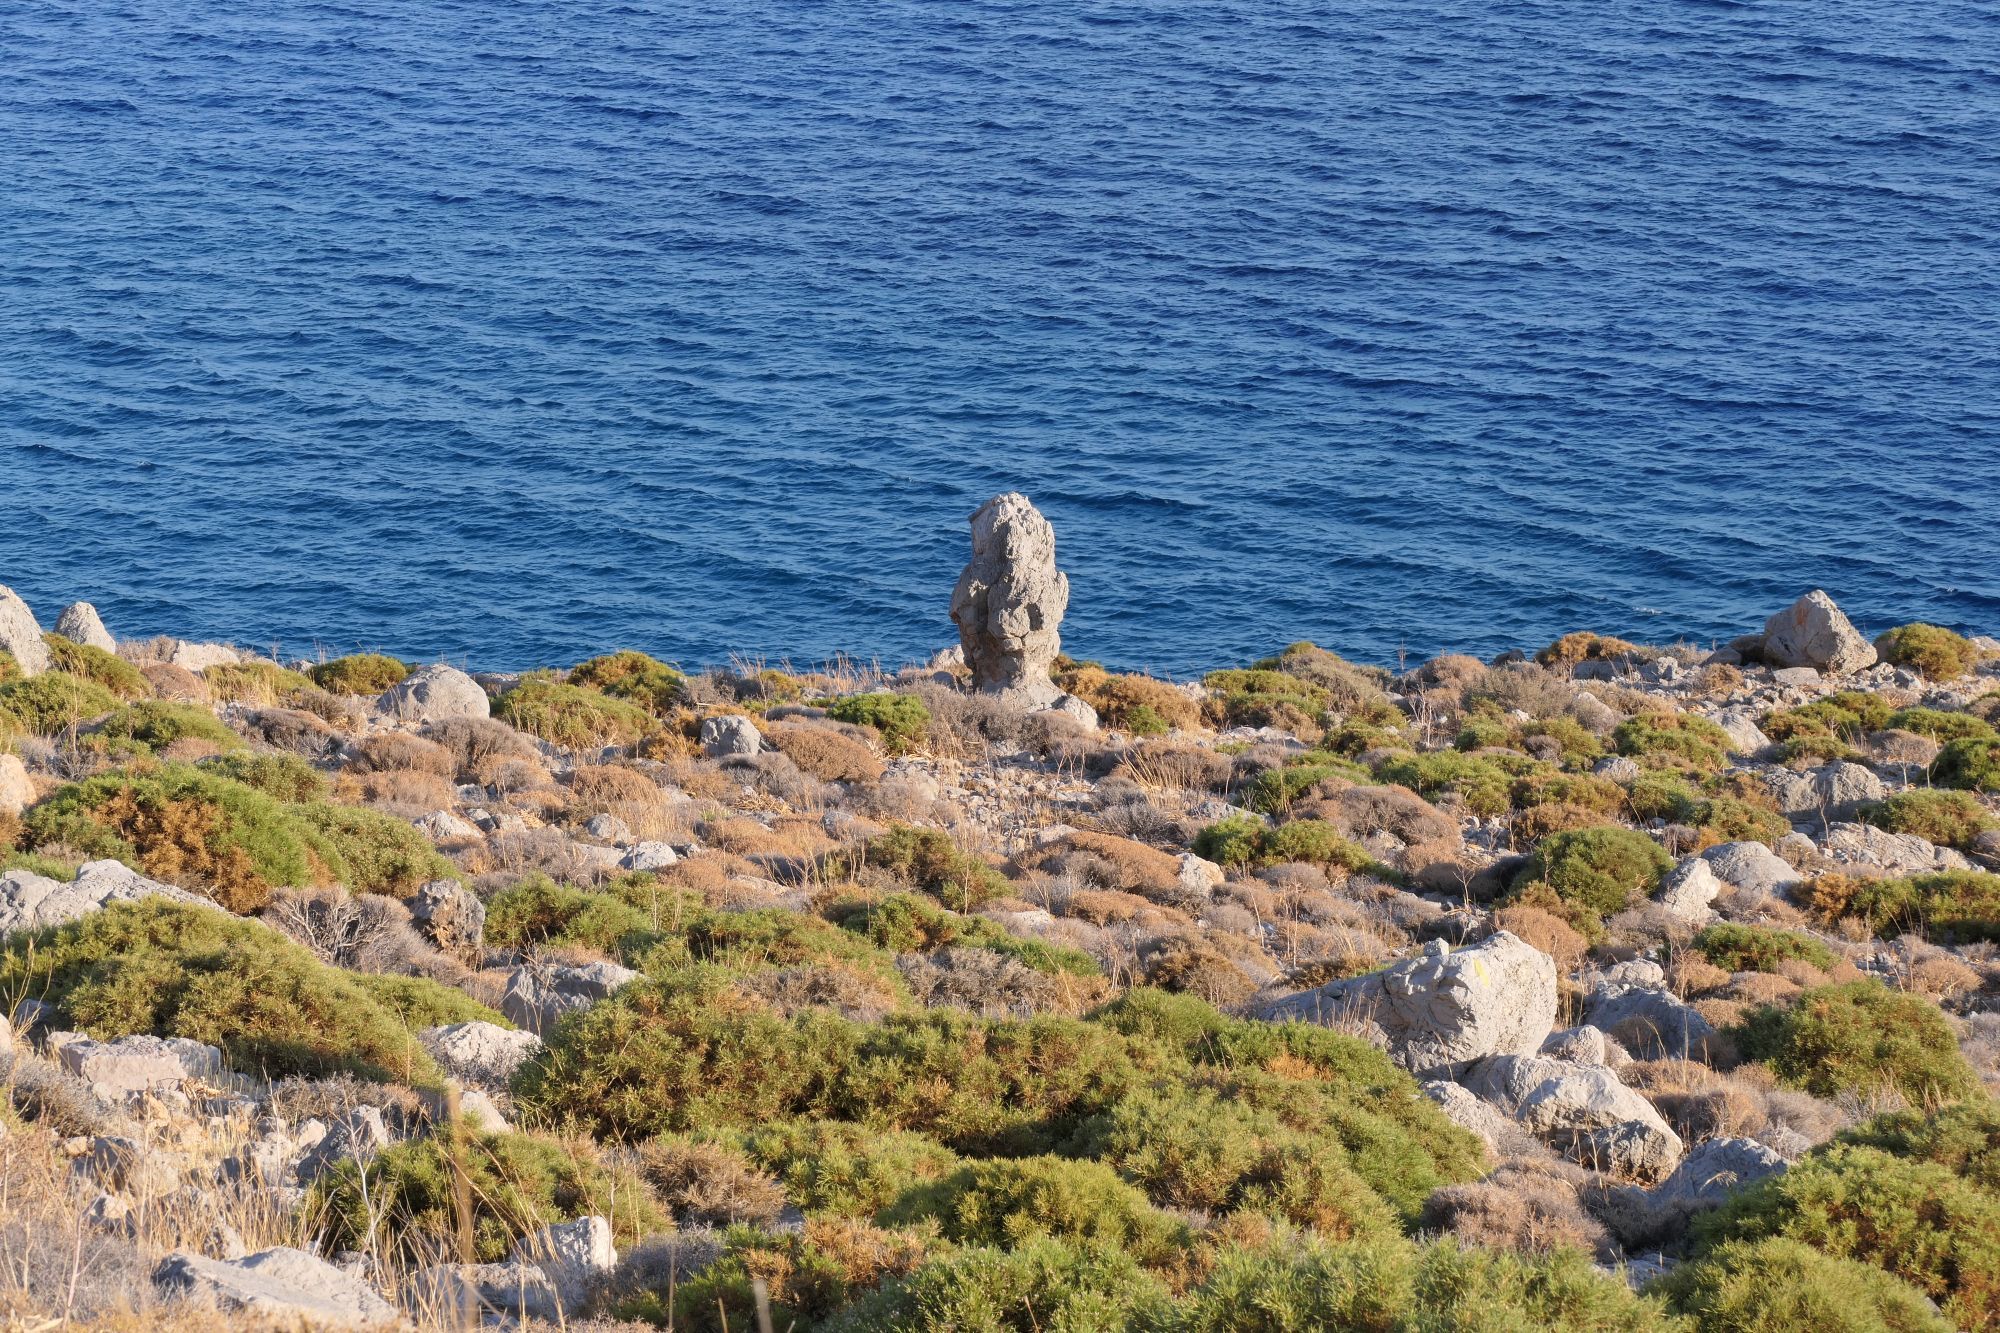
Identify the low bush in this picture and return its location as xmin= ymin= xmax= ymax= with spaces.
xmin=883 ymin=1156 xmax=1186 ymax=1260
xmin=495 ymin=675 xmax=654 ymax=748
xmin=823 ymin=1234 xmax=1166 ymax=1333
xmin=315 ymin=1127 xmax=664 ymax=1266
xmin=1191 ymin=814 xmax=1371 ymax=874
xmin=1887 ymin=707 xmax=1996 ymax=742
xmin=1374 ymin=751 xmax=1516 ymax=819
xmin=1933 ymin=736 xmax=2000 ymax=793
xmin=1240 ymin=756 xmax=1370 ymax=814
xmin=1733 ymin=980 xmax=1978 ymax=1103
xmin=838 ymin=893 xmax=1099 ymax=977
xmin=739 ymin=1120 xmax=962 ymax=1219
xmin=1656 ymin=1235 xmax=1952 ymax=1333
xmin=1512 ymin=825 xmax=1672 ymax=920
xmin=1863 ymin=789 xmax=1994 ymax=849
xmin=310 ymin=653 xmax=410 ymax=694
xmin=1537 ymin=632 xmax=1640 ymax=670
xmin=42 ymin=635 xmax=148 ymax=698
xmin=0 ymin=672 xmax=120 ymax=735
xmin=201 ymin=751 xmax=331 ymax=803
xmin=1875 ymin=623 xmax=1983 ymax=682
xmin=1841 ymin=1099 xmax=2000 ymax=1192
xmin=1840 ymin=869 xmax=2000 ymax=944
xmin=855 ymin=825 xmax=1009 ymax=911
xmin=1694 ymin=923 xmax=1839 ymax=974
xmin=825 ymin=693 xmax=930 ymax=754
xmin=486 ymin=874 xmax=658 ymax=958
xmin=0 ymin=898 xmax=439 ymax=1083
xmin=569 ymin=650 xmax=686 ymax=715
xmin=350 ymin=972 xmax=507 ymax=1029
xmin=1055 ymin=664 xmax=1200 ymax=733
xmin=1613 ymin=712 xmax=1733 ymax=772
xmin=635 ymin=1219 xmax=930 ymax=1333
xmin=292 ymin=802 xmax=459 ymax=896
xmin=84 ymin=700 xmax=244 ymax=757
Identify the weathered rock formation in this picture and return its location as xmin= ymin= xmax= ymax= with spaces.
xmin=949 ymin=493 xmax=1069 ymax=707
xmin=0 ymin=860 xmax=209 ymax=938
xmin=0 ymin=583 xmax=51 ymax=675
xmin=380 ymin=663 xmax=490 ymax=722
xmin=54 ymin=600 xmax=116 ymax=651
xmin=1761 ymin=590 xmax=1877 ymax=674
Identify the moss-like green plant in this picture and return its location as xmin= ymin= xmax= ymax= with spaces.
xmin=1511 ymin=825 xmax=1671 ymax=920
xmin=0 ymin=898 xmax=439 ymax=1083
xmin=1613 ymin=712 xmax=1733 ymax=772
xmin=1862 ymin=789 xmax=1994 ymax=850
xmin=310 ymin=654 xmax=410 ymax=695
xmin=1933 ymin=736 xmax=2000 ymax=793
xmin=1694 ymin=922 xmax=1839 ymax=974
xmin=1240 ymin=755 xmax=1370 ymax=814
xmin=1654 ymin=1236 xmax=1950 ymax=1333
xmin=824 ymin=693 xmax=930 ymax=754
xmin=201 ymin=751 xmax=331 ymax=803
xmin=884 ymin=1156 xmax=1187 ymax=1261
xmin=1734 ymin=980 xmax=1978 ymax=1103
xmin=495 ymin=674 xmax=653 ymax=748
xmin=349 ymin=972 xmax=508 ymax=1030
xmin=856 ymin=825 xmax=1009 ymax=911
xmin=85 ymin=700 xmax=244 ymax=757
xmin=0 ymin=672 xmax=120 ymax=735
xmin=1763 ymin=692 xmax=1895 ymax=745
xmin=42 ymin=635 xmax=149 ymax=699
xmin=569 ymin=650 xmax=686 ymax=715
xmin=1840 ymin=1099 xmax=2000 ymax=1193
xmin=1875 ymin=624 xmax=1983 ymax=682
xmin=315 ymin=1128 xmax=664 ymax=1266
xmin=292 ymin=802 xmax=459 ymax=897
xmin=1840 ymin=869 xmax=2000 ymax=944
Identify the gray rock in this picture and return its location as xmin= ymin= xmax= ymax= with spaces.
xmin=1771 ymin=666 xmax=1822 ymax=687
xmin=1463 ymin=1053 xmax=1682 ymax=1176
xmin=1761 ymin=591 xmax=1877 ymax=675
xmin=513 ymin=1215 xmax=617 ymax=1313
xmin=413 ymin=810 xmax=482 ymax=841
xmin=1570 ymin=691 xmax=1623 ymax=736
xmin=1176 ymin=852 xmax=1224 ymax=898
xmin=949 ymin=492 xmax=1070 ymax=708
xmin=56 ymin=1034 xmax=224 ymax=1098
xmin=1701 ymin=841 xmax=1802 ymax=899
xmin=295 ymin=1107 xmax=392 ymax=1184
xmin=700 ymin=714 xmax=763 ymax=758
xmin=1592 ymin=755 xmax=1642 ymax=783
xmin=1599 ymin=959 xmax=1667 ymax=989
xmin=0 ymin=754 xmax=33 ymax=816
xmin=420 ymin=1021 xmax=543 ymax=1091
xmin=502 ymin=960 xmax=639 ymax=1035
xmin=1655 ymin=857 xmax=1722 ymax=923
xmin=1585 ymin=985 xmax=1716 ymax=1061
xmin=154 ymin=1247 xmax=397 ymax=1329
xmin=1541 ymin=1026 xmax=1608 ymax=1066
xmin=382 ymin=664 xmax=490 ymax=722
xmin=408 ymin=879 xmax=486 ymax=956
xmin=1039 ymin=692 xmax=1100 ymax=729
xmin=1422 ymin=1079 xmax=1512 ymax=1152
xmin=1820 ymin=822 xmax=1968 ymax=875
xmin=1261 ymin=932 xmax=1557 ymax=1077
xmin=407 ymin=1260 xmax=560 ymax=1322
xmin=173 ymin=643 xmax=241 ymax=672
xmin=1814 ymin=761 xmax=1886 ymax=818
xmin=0 ymin=584 xmax=51 ymax=676
xmin=619 ymin=840 xmax=680 ymax=871
xmin=584 ymin=813 xmax=632 ymax=842
xmin=53 ymin=602 xmax=116 ymax=652
xmin=0 ymin=859 xmax=210 ymax=938
xmin=1711 ymin=708 xmax=1772 ymax=758
xmin=1651 ymin=1136 xmax=1785 ymax=1210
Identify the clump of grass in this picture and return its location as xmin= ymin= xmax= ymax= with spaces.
xmin=851 ymin=825 xmax=1009 ymax=911
xmin=310 ymin=653 xmax=410 ymax=694
xmin=1932 ymin=736 xmax=2000 ymax=793
xmin=1694 ymin=922 xmax=1839 ymax=974
xmin=495 ymin=673 xmax=654 ymax=748
xmin=825 ymin=692 xmax=931 ymax=754
xmin=1874 ymin=623 xmax=1984 ymax=682
xmin=84 ymin=699 xmax=244 ymax=758
xmin=201 ymin=661 xmax=313 ymax=707
xmin=0 ymin=672 xmax=121 ymax=735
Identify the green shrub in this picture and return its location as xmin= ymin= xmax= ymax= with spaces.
xmin=569 ymin=650 xmax=686 ymax=715
xmin=1734 ymin=980 xmax=1978 ymax=1103
xmin=858 ymin=825 xmax=1009 ymax=911
xmin=310 ymin=654 xmax=410 ymax=695
xmin=0 ymin=672 xmax=120 ymax=735
xmin=825 ymin=1235 xmax=1171 ymax=1333
xmin=85 ymin=700 xmax=244 ymax=757
xmin=350 ymin=973 xmax=508 ymax=1030
xmin=1123 ymin=704 xmax=1169 ymax=736
xmin=201 ymin=661 xmax=313 ymax=706
xmin=1886 ymin=707 xmax=1996 ymax=742
xmin=825 ymin=693 xmax=930 ymax=754
xmin=640 ymin=1223 xmax=930 ymax=1333
xmin=1763 ymin=692 xmax=1896 ymax=743
xmin=1625 ymin=770 xmax=1702 ymax=823
xmin=1692 ymin=1143 xmax=2000 ymax=1331
xmin=1841 ymin=1099 xmax=2000 ymax=1193
xmin=1192 ymin=814 xmax=1264 ymax=868
xmin=23 ymin=764 xmax=332 ymax=911
xmin=1687 ymin=796 xmax=1789 ymax=846
xmin=315 ymin=1128 xmax=664 ymax=1265
xmin=0 ymin=898 xmax=438 ymax=1083
xmin=883 ymin=1156 xmax=1186 ymax=1260
xmin=739 ymin=1120 xmax=962 ymax=1218
xmin=1655 ymin=1236 xmax=1949 ymax=1333
xmin=486 ymin=874 xmax=657 ymax=958
xmin=1863 ymin=789 xmax=1994 ymax=849
xmin=1614 ymin=712 xmax=1733 ymax=771
xmin=838 ymin=893 xmax=1099 ymax=977
xmin=1933 ymin=736 xmax=2000 ymax=793
xmin=292 ymin=802 xmax=459 ymax=897
xmin=1512 ymin=825 xmax=1672 ymax=919
xmin=200 ymin=751 xmax=330 ymax=803
xmin=1260 ymin=819 xmax=1373 ymax=872
xmin=42 ymin=636 xmax=148 ymax=699
xmin=1694 ymin=923 xmax=1838 ymax=974
xmin=1241 ymin=757 xmax=1370 ymax=814
xmin=495 ymin=675 xmax=653 ymax=748
xmin=1373 ymin=751 xmax=1516 ymax=819
xmin=1875 ymin=624 xmax=1983 ymax=682
xmin=1842 ymin=869 xmax=2000 ymax=944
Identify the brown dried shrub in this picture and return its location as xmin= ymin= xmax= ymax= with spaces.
xmin=1493 ymin=904 xmax=1588 ymax=972
xmin=1419 ymin=1156 xmax=1608 ymax=1258
xmin=1666 ymin=956 xmax=1731 ymax=997
xmin=1773 ymin=958 xmax=1831 ymax=989
xmin=334 ymin=769 xmax=458 ymax=816
xmin=1722 ymin=972 xmax=1800 ymax=1006
xmin=1012 ymin=831 xmax=1183 ymax=900
xmin=1142 ymin=935 xmax=1256 ymax=1004
xmin=346 ymin=731 xmax=455 ymax=777
xmin=422 ymin=716 xmax=540 ymax=782
xmin=1056 ymin=665 xmax=1201 ymax=731
xmin=1692 ymin=997 xmax=1749 ymax=1031
xmin=238 ymin=707 xmax=340 ymax=757
xmin=766 ymin=725 xmax=885 ymax=783
xmin=569 ymin=764 xmax=659 ymax=807
xmin=1909 ymin=954 xmax=1982 ymax=998
xmin=91 ymin=790 xmax=277 ymax=913
xmin=1115 ymin=741 xmax=1234 ymax=793
xmin=636 ymin=1136 xmax=786 ymax=1228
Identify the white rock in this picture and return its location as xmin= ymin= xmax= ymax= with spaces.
xmin=1542 ymin=1026 xmax=1608 ymax=1066
xmin=1651 ymin=1136 xmax=1785 ymax=1210
xmin=154 ymin=1247 xmax=397 ymax=1329
xmin=950 ymin=493 xmax=1070 ymax=708
xmin=1655 ymin=857 xmax=1722 ymax=923
xmin=501 ymin=961 xmax=639 ymax=1035
xmin=619 ymin=841 xmax=680 ymax=872
xmin=1040 ymin=693 xmax=1099 ymax=729
xmin=1261 ymin=932 xmax=1558 ymax=1077
xmin=1710 ymin=708 xmax=1771 ymax=758
xmin=1813 ymin=761 xmax=1885 ymax=818
xmin=1176 ymin=853 xmax=1224 ymax=897
xmin=1761 ymin=591 xmax=1877 ymax=675
xmin=1585 ymin=985 xmax=1716 ymax=1061
xmin=414 ymin=810 xmax=483 ymax=841
xmin=58 ymin=1035 xmax=224 ymax=1096
xmin=420 ymin=1022 xmax=543 ymax=1090
xmin=1820 ymin=821 xmax=1969 ymax=874
xmin=175 ymin=643 xmax=241 ymax=672
xmin=382 ymin=664 xmax=490 ymax=722
xmin=1464 ymin=1054 xmax=1682 ymax=1176
xmin=1701 ymin=841 xmax=1802 ymax=899
xmin=1422 ymin=1080 xmax=1511 ymax=1153
xmin=0 ymin=754 xmax=33 ymax=816
xmin=1771 ymin=666 xmax=1822 ymax=687
xmin=700 ymin=714 xmax=762 ymax=758
xmin=53 ymin=602 xmax=116 ymax=652
xmin=584 ymin=813 xmax=632 ymax=842
xmin=0 ymin=859 xmax=210 ymax=938
xmin=0 ymin=585 xmax=51 ymax=676
xmin=513 ymin=1215 xmax=616 ymax=1313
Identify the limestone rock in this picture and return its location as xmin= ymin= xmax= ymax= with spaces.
xmin=1812 ymin=761 xmax=1886 ymax=818
xmin=1541 ymin=1026 xmax=1609 ymax=1066
xmin=53 ymin=601 xmax=116 ymax=652
xmin=1464 ymin=1054 xmax=1683 ymax=1176
xmin=154 ymin=1247 xmax=397 ymax=1329
xmin=0 ymin=860 xmax=209 ymax=938
xmin=949 ymin=493 xmax=1070 ymax=707
xmin=382 ymin=664 xmax=490 ymax=722
xmin=1176 ymin=853 xmax=1224 ymax=898
xmin=420 ymin=1022 xmax=543 ymax=1091
xmin=502 ymin=960 xmax=639 ymax=1035
xmin=1651 ymin=1136 xmax=1785 ymax=1210
xmin=174 ymin=642 xmax=241 ymax=672
xmin=407 ymin=1260 xmax=560 ymax=1322
xmin=0 ymin=754 xmax=33 ymax=816
xmin=1422 ymin=1080 xmax=1512 ymax=1153
xmin=0 ymin=584 xmax=50 ymax=676
xmin=1821 ymin=821 xmax=1969 ymax=875
xmin=700 ymin=714 xmax=762 ymax=758
xmin=1711 ymin=708 xmax=1771 ymax=758
xmin=513 ymin=1215 xmax=616 ymax=1313
xmin=1584 ymin=985 xmax=1716 ymax=1061
xmin=1261 ymin=932 xmax=1557 ymax=1077
xmin=414 ymin=810 xmax=482 ymax=841
xmin=1655 ymin=857 xmax=1722 ymax=923
xmin=584 ymin=813 xmax=632 ymax=842
xmin=295 ymin=1107 xmax=392 ymax=1184
xmin=57 ymin=1034 xmax=224 ymax=1097
xmin=1570 ymin=691 xmax=1622 ymax=735
xmin=1040 ymin=692 xmax=1099 ymax=729
xmin=408 ymin=879 xmax=486 ymax=958
xmin=1761 ymin=591 xmax=1877 ymax=675
xmin=1700 ymin=841 xmax=1802 ymax=900
xmin=619 ymin=841 xmax=680 ymax=871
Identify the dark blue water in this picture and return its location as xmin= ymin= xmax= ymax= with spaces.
xmin=3 ymin=0 xmax=1997 ymax=675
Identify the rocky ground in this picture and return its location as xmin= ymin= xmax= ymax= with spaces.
xmin=2 ymin=546 xmax=1999 ymax=1331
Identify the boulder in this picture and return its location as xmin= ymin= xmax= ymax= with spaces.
xmin=408 ymin=879 xmax=486 ymax=957
xmin=1813 ymin=762 xmax=1886 ymax=818
xmin=0 ymin=584 xmax=50 ymax=676
xmin=1584 ymin=985 xmax=1716 ymax=1061
xmin=1463 ymin=1054 xmax=1682 ymax=1176
xmin=1039 ymin=692 xmax=1099 ymax=729
xmin=1771 ymin=666 xmax=1822 ymax=687
xmin=1421 ymin=1080 xmax=1512 ymax=1153
xmin=56 ymin=1034 xmax=224 ymax=1098
xmin=1700 ymin=841 xmax=1802 ymax=899
xmin=154 ymin=1247 xmax=397 ymax=1329
xmin=173 ymin=643 xmax=241 ymax=672
xmin=584 ymin=813 xmax=632 ymax=842
xmin=949 ymin=492 xmax=1070 ymax=707
xmin=0 ymin=754 xmax=33 ymax=816
xmin=1710 ymin=708 xmax=1771 ymax=758
xmin=1592 ymin=755 xmax=1642 ymax=783
xmin=502 ymin=960 xmax=639 ymax=1035
xmin=1261 ymin=932 xmax=1557 ymax=1077
xmin=1541 ymin=1025 xmax=1609 ymax=1066
xmin=1570 ymin=691 xmax=1622 ymax=736
xmin=513 ymin=1215 xmax=617 ymax=1313
xmin=700 ymin=715 xmax=762 ymax=758
xmin=407 ymin=1261 xmax=560 ymax=1322
xmin=414 ymin=810 xmax=483 ymax=841
xmin=382 ymin=664 xmax=490 ymax=722
xmin=1761 ymin=591 xmax=1877 ymax=675
xmin=1819 ymin=822 xmax=1968 ymax=875
xmin=0 ymin=860 xmax=210 ymax=938
xmin=619 ymin=841 xmax=680 ymax=871
xmin=1176 ymin=853 xmax=1224 ymax=898
xmin=1654 ymin=857 xmax=1722 ymax=923
xmin=420 ymin=1022 xmax=543 ymax=1091
xmin=1651 ymin=1136 xmax=1785 ymax=1211
xmin=53 ymin=601 xmax=116 ymax=652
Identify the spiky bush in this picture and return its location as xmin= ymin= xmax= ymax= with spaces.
xmin=1841 ymin=869 xmax=2000 ymax=944
xmin=1191 ymin=815 xmax=1371 ymax=874
xmin=310 ymin=653 xmax=410 ymax=695
xmin=825 ymin=693 xmax=931 ymax=754
xmin=486 ymin=873 xmax=658 ymax=958
xmin=1613 ymin=711 xmax=1734 ymax=772
xmin=85 ymin=700 xmax=244 ymax=757
xmin=1863 ymin=789 xmax=1994 ymax=849
xmin=1933 ymin=736 xmax=2000 ymax=793
xmin=1734 ymin=980 xmax=1978 ymax=1103
xmin=201 ymin=751 xmax=331 ymax=803
xmin=495 ymin=675 xmax=654 ymax=748
xmin=1654 ymin=1236 xmax=1951 ymax=1333
xmin=1875 ymin=624 xmax=1983 ymax=682
xmin=855 ymin=825 xmax=1009 ymax=911
xmin=292 ymin=802 xmax=459 ymax=897
xmin=569 ymin=650 xmax=686 ymax=715
xmin=201 ymin=661 xmax=313 ymax=707
xmin=1373 ymin=751 xmax=1516 ymax=819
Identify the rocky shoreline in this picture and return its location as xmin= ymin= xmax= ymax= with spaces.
xmin=1 ymin=495 xmax=1998 ymax=1332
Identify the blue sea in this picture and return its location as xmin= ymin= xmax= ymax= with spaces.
xmin=3 ymin=0 xmax=1996 ymax=676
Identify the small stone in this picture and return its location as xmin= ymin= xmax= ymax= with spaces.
xmin=584 ymin=813 xmax=632 ymax=842
xmin=408 ymin=879 xmax=486 ymax=957
xmin=381 ymin=664 xmax=490 ymax=723
xmin=1701 ymin=841 xmax=1803 ymax=899
xmin=406 ymin=1261 xmax=560 ymax=1323
xmin=0 ymin=755 xmax=33 ymax=817
xmin=1655 ymin=857 xmax=1722 ymax=923
xmin=1771 ymin=666 xmax=1821 ymax=687
xmin=700 ymin=715 xmax=762 ymax=758
xmin=420 ymin=1022 xmax=543 ymax=1091
xmin=414 ymin=810 xmax=483 ymax=841
xmin=1176 ymin=853 xmax=1224 ymax=897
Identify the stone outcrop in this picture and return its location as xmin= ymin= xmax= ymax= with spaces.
xmin=409 ymin=878 xmax=486 ymax=957
xmin=381 ymin=663 xmax=490 ymax=722
xmin=53 ymin=601 xmax=116 ymax=651
xmin=1760 ymin=590 xmax=1877 ymax=674
xmin=154 ymin=1247 xmax=397 ymax=1329
xmin=0 ymin=860 xmax=209 ymax=938
xmin=949 ymin=493 xmax=1069 ymax=707
xmin=501 ymin=960 xmax=639 ymax=1034
xmin=0 ymin=584 xmax=51 ymax=676
xmin=171 ymin=642 xmax=241 ymax=672
xmin=1463 ymin=1053 xmax=1683 ymax=1177
xmin=1262 ymin=932 xmax=1557 ymax=1077
xmin=54 ymin=1034 xmax=224 ymax=1099
xmin=1700 ymin=841 xmax=1802 ymax=900
xmin=700 ymin=714 xmax=762 ymax=757
xmin=420 ymin=1021 xmax=543 ymax=1091
xmin=1820 ymin=821 xmax=1969 ymax=875
xmin=1584 ymin=983 xmax=1716 ymax=1061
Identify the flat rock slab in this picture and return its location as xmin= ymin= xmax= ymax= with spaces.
xmin=155 ymin=1247 xmax=398 ymax=1329
xmin=0 ymin=859 xmax=209 ymax=938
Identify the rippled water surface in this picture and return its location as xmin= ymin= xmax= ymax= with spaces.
xmin=3 ymin=0 xmax=1996 ymax=673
